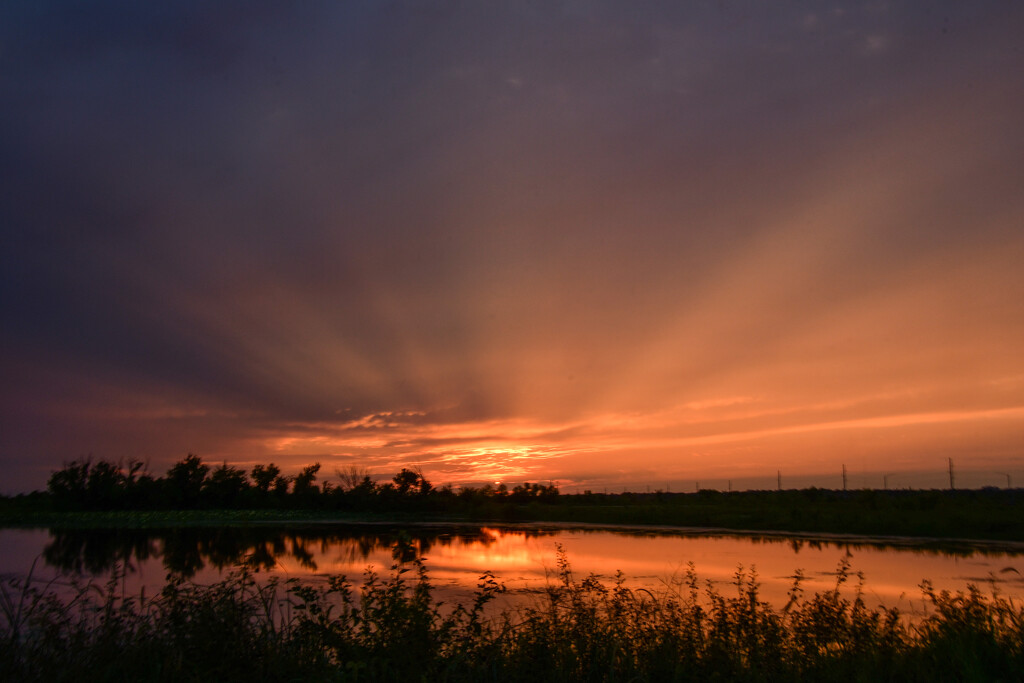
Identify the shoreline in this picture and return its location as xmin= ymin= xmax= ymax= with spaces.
xmin=4 ymin=510 xmax=1024 ymax=554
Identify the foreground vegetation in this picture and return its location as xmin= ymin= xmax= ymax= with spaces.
xmin=2 ymin=552 xmax=1021 ymax=681
xmin=1 ymin=455 xmax=1022 ymax=540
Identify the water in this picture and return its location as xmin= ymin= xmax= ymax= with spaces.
xmin=2 ymin=524 xmax=1022 ymax=615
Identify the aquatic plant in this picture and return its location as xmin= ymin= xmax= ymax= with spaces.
xmin=1 ymin=552 xmax=1021 ymax=681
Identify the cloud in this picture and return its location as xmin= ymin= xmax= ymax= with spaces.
xmin=2 ymin=1 xmax=1024 ymax=491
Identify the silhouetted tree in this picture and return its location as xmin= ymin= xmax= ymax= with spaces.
xmin=165 ymin=454 xmax=209 ymax=508
xmin=510 ymin=482 xmax=560 ymax=503
xmin=250 ymin=463 xmax=280 ymax=493
xmin=335 ymin=466 xmax=377 ymax=508
xmin=292 ymin=463 xmax=321 ymax=507
xmin=122 ymin=459 xmax=156 ymax=508
xmin=337 ymin=466 xmax=373 ymax=491
xmin=273 ymin=474 xmax=291 ymax=494
xmin=416 ymin=469 xmax=434 ymax=495
xmin=47 ymin=459 xmax=92 ymax=510
xmin=393 ymin=468 xmax=418 ymax=495
xmin=392 ymin=468 xmax=433 ymax=495
xmin=203 ymin=462 xmax=249 ymax=507
xmin=293 ymin=463 xmax=321 ymax=494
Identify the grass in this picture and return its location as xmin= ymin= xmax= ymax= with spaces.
xmin=509 ymin=488 xmax=1024 ymax=542
xmin=5 ymin=488 xmax=1023 ymax=542
xmin=2 ymin=551 xmax=1022 ymax=681
xmin=0 ymin=507 xmax=408 ymax=529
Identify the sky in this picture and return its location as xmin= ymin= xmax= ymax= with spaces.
xmin=2 ymin=1 xmax=1024 ymax=494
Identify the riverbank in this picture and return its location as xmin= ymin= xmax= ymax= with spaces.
xmin=3 ymin=488 xmax=1023 ymax=542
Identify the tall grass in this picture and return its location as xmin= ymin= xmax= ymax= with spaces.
xmin=1 ymin=551 xmax=1021 ymax=681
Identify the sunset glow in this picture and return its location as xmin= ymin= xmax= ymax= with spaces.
xmin=2 ymin=2 xmax=1023 ymax=492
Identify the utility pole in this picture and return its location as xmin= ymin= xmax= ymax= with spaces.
xmin=842 ymin=464 xmax=847 ymax=491
xmin=948 ymin=458 xmax=955 ymax=490
xmin=777 ymin=470 xmax=781 ymax=491
xmin=728 ymin=480 xmax=732 ymax=492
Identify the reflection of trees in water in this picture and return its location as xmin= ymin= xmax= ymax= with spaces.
xmin=42 ymin=526 xmax=556 ymax=579
xmin=43 ymin=529 xmax=157 ymax=576
xmin=46 ymin=524 xmax=1008 ymax=581
xmin=742 ymin=534 xmax=1019 ymax=559
xmin=327 ymin=529 xmax=516 ymax=567
xmin=568 ymin=527 xmax=1023 ymax=559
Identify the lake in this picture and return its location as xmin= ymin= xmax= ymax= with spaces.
xmin=2 ymin=523 xmax=1022 ymax=616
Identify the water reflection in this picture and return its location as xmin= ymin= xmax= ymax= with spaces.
xmin=1 ymin=524 xmax=1020 ymax=613
xmin=563 ymin=527 xmax=1023 ymax=559
xmin=39 ymin=524 xmax=1024 ymax=580
xmin=40 ymin=525 xmax=559 ymax=579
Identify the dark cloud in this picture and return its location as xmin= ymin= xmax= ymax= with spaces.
xmin=3 ymin=1 xmax=1024 ymax=491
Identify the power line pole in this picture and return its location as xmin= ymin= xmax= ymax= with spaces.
xmin=842 ymin=464 xmax=847 ymax=491
xmin=777 ymin=470 xmax=781 ymax=491
xmin=948 ymin=458 xmax=955 ymax=490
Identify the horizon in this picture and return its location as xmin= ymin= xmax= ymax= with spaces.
xmin=6 ymin=452 xmax=1019 ymax=497
xmin=3 ymin=2 xmax=1023 ymax=494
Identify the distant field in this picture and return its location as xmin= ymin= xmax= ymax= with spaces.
xmin=3 ymin=488 xmax=1022 ymax=543
xmin=510 ymin=488 xmax=1024 ymax=542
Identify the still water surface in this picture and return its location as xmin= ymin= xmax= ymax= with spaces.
xmin=2 ymin=524 xmax=1022 ymax=615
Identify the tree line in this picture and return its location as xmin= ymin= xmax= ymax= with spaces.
xmin=45 ymin=455 xmax=559 ymax=511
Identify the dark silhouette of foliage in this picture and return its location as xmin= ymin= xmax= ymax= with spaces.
xmin=291 ymin=463 xmax=321 ymax=508
xmin=292 ymin=463 xmax=320 ymax=496
xmin=165 ymin=454 xmax=209 ymax=508
xmin=36 ymin=457 xmax=1024 ymax=543
xmin=47 ymin=459 xmax=91 ymax=510
xmin=43 ymin=454 xmax=568 ymax=516
xmin=3 ymin=554 xmax=1023 ymax=681
xmin=250 ymin=463 xmax=280 ymax=494
xmin=46 ymin=458 xmax=154 ymax=510
xmin=204 ymin=463 xmax=250 ymax=508
xmin=510 ymin=482 xmax=559 ymax=503
xmin=392 ymin=468 xmax=431 ymax=495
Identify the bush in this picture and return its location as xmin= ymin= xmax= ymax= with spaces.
xmin=2 ymin=553 xmax=1021 ymax=681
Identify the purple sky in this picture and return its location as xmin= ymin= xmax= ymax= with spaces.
xmin=2 ymin=1 xmax=1024 ymax=493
